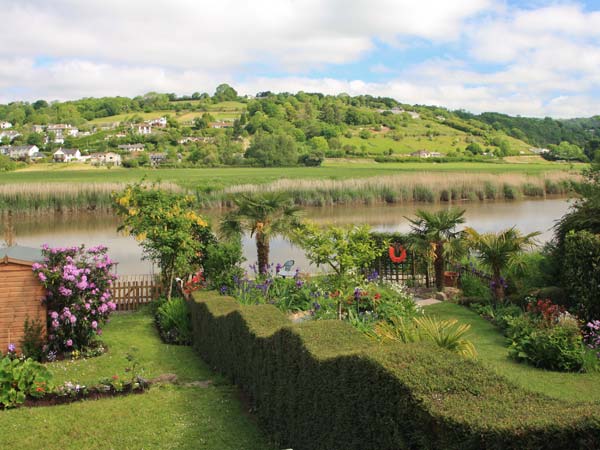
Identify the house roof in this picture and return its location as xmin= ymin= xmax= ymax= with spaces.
xmin=0 ymin=245 xmax=44 ymax=266
xmin=55 ymin=148 xmax=79 ymax=155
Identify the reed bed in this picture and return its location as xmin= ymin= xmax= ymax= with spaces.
xmin=0 ymin=172 xmax=579 ymax=213
xmin=0 ymin=182 xmax=183 ymax=213
xmin=217 ymin=172 xmax=578 ymax=207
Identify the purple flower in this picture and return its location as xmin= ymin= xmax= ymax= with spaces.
xmin=66 ymin=339 xmax=73 ymax=347
xmin=295 ymin=279 xmax=304 ymax=288
xmin=91 ymin=321 xmax=98 ymax=329
xmin=367 ymin=270 xmax=379 ymax=282
xmin=7 ymin=343 xmax=15 ymax=353
xmin=69 ymin=315 xmax=77 ymax=324
xmin=38 ymin=272 xmax=47 ymax=282
xmin=220 ymin=285 xmax=228 ymax=294
xmin=50 ymin=311 xmax=59 ymax=319
xmin=51 ymin=320 xmax=59 ymax=329
xmin=59 ymin=286 xmax=73 ymax=297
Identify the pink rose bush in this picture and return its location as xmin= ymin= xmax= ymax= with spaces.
xmin=33 ymin=245 xmax=117 ymax=354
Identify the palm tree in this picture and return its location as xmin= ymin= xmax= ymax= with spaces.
xmin=465 ymin=227 xmax=539 ymax=305
xmin=407 ymin=208 xmax=466 ymax=292
xmin=220 ymin=192 xmax=302 ymax=274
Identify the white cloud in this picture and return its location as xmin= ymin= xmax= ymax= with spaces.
xmin=0 ymin=0 xmax=599 ymax=118
xmin=0 ymin=0 xmax=491 ymax=70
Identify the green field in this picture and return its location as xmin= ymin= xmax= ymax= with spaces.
xmin=341 ymin=118 xmax=532 ymax=155
xmin=1 ymin=160 xmax=580 ymax=190
xmin=0 ymin=312 xmax=274 ymax=450
xmin=425 ymin=302 xmax=600 ymax=403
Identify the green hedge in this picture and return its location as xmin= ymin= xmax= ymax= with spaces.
xmin=563 ymin=230 xmax=600 ymax=321
xmin=191 ymin=291 xmax=600 ymax=450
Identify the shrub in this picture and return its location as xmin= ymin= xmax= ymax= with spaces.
xmin=202 ymin=240 xmax=245 ymax=291
xmin=20 ymin=318 xmax=45 ymax=362
xmin=32 ymin=245 xmax=117 ymax=354
xmin=515 ymin=318 xmax=585 ymax=371
xmin=460 ymin=272 xmax=491 ymax=301
xmin=156 ymin=297 xmax=192 ymax=345
xmin=0 ymin=353 xmax=52 ymax=408
xmin=190 ymin=292 xmax=600 ymax=449
xmin=507 ymin=308 xmax=587 ymax=372
xmin=562 ymin=230 xmax=600 ymax=321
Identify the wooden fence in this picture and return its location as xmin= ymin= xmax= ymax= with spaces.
xmin=111 ymin=274 xmax=163 ymax=311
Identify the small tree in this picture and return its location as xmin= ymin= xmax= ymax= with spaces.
xmin=113 ymin=183 xmax=215 ymax=300
xmin=220 ymin=192 xmax=302 ymax=274
xmin=293 ymin=223 xmax=380 ymax=318
xmin=407 ymin=209 xmax=466 ymax=292
xmin=465 ymin=227 xmax=539 ymax=305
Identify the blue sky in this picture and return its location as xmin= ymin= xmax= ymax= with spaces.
xmin=1 ymin=0 xmax=599 ymax=117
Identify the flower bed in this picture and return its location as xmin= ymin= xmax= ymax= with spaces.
xmin=190 ymin=291 xmax=600 ymax=450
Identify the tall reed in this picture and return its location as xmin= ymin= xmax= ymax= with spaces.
xmin=0 ymin=172 xmax=577 ymax=213
xmin=0 ymin=182 xmax=182 ymax=213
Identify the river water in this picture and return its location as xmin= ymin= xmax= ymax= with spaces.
xmin=4 ymin=198 xmax=571 ymax=275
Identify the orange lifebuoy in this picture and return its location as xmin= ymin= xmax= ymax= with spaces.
xmin=389 ymin=245 xmax=407 ymax=263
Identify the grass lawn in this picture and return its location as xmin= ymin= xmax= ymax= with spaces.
xmin=1 ymin=160 xmax=580 ymax=191
xmin=425 ymin=302 xmax=600 ymax=403
xmin=0 ymin=311 xmax=275 ymax=450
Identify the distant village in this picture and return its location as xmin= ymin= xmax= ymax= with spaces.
xmin=0 ymin=115 xmax=235 ymax=167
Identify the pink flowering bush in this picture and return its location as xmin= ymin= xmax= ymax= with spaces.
xmin=32 ymin=245 xmax=117 ymax=354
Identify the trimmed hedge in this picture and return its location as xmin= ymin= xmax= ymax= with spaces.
xmin=191 ymin=291 xmax=600 ymax=450
xmin=563 ymin=230 xmax=600 ymax=321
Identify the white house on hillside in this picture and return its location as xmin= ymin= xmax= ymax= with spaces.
xmin=410 ymin=150 xmax=444 ymax=158
xmin=1 ymin=145 xmax=40 ymax=160
xmin=118 ymin=143 xmax=145 ymax=152
xmin=132 ymin=124 xmax=152 ymax=135
xmin=0 ymin=130 xmax=21 ymax=142
xmin=146 ymin=117 xmax=167 ymax=127
xmin=53 ymin=148 xmax=82 ymax=162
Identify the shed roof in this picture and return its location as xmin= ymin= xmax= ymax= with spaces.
xmin=0 ymin=245 xmax=44 ymax=266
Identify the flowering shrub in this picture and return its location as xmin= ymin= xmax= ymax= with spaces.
xmin=585 ymin=320 xmax=600 ymax=356
xmin=32 ymin=245 xmax=117 ymax=354
xmin=506 ymin=299 xmax=587 ymax=371
xmin=526 ymin=298 xmax=565 ymax=326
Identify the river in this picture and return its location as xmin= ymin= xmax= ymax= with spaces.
xmin=4 ymin=198 xmax=571 ymax=275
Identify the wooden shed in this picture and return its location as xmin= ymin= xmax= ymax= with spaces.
xmin=0 ymin=246 xmax=46 ymax=353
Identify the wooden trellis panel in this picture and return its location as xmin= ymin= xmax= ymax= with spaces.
xmin=111 ymin=274 xmax=163 ymax=311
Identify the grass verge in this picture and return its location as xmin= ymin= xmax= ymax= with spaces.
xmin=424 ymin=302 xmax=600 ymax=403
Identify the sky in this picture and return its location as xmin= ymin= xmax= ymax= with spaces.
xmin=1 ymin=0 xmax=599 ymax=118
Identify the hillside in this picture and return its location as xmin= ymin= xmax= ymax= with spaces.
xmin=0 ymin=86 xmax=592 ymax=169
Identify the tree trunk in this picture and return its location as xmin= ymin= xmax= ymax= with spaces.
xmin=492 ymin=271 xmax=504 ymax=306
xmin=167 ymin=269 xmax=175 ymax=302
xmin=256 ymin=232 xmax=270 ymax=274
xmin=434 ymin=242 xmax=445 ymax=292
